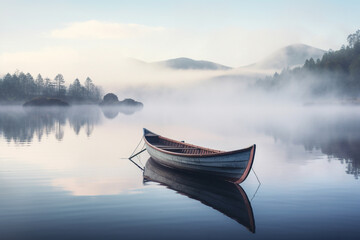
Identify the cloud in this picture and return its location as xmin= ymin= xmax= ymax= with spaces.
xmin=50 ymin=20 xmax=164 ymax=39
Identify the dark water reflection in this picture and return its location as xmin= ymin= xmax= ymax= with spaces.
xmin=143 ymin=158 xmax=255 ymax=232
xmin=263 ymin=112 xmax=360 ymax=179
xmin=0 ymin=105 xmax=144 ymax=143
xmin=0 ymin=106 xmax=101 ymax=142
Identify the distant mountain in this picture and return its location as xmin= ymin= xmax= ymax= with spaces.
xmin=134 ymin=44 xmax=325 ymax=72
xmin=155 ymin=57 xmax=232 ymax=70
xmin=247 ymin=44 xmax=326 ymax=70
xmin=256 ymin=30 xmax=360 ymax=98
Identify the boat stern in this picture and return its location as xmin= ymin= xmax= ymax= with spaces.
xmin=235 ymin=144 xmax=256 ymax=184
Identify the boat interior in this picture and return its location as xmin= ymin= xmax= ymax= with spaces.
xmin=145 ymin=133 xmax=222 ymax=155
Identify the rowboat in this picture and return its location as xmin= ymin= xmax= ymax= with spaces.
xmin=144 ymin=158 xmax=255 ymax=232
xmin=143 ymin=128 xmax=256 ymax=184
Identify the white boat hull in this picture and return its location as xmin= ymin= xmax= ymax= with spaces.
xmin=144 ymin=139 xmax=255 ymax=183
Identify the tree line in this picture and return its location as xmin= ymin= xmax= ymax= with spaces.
xmin=256 ymin=29 xmax=360 ymax=98
xmin=0 ymin=72 xmax=102 ymax=103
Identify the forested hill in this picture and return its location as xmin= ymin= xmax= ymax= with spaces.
xmin=0 ymin=72 xmax=102 ymax=103
xmin=256 ymin=29 xmax=360 ymax=98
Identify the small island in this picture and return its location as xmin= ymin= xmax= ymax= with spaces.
xmin=99 ymin=93 xmax=143 ymax=118
xmin=23 ymin=97 xmax=70 ymax=107
xmin=99 ymin=93 xmax=143 ymax=108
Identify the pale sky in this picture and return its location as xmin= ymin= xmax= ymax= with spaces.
xmin=0 ymin=0 xmax=359 ymax=86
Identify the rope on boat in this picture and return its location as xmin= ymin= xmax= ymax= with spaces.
xmin=129 ymin=137 xmax=145 ymax=159
xmin=252 ymin=168 xmax=261 ymax=185
xmin=128 ymin=157 xmax=145 ymax=171
xmin=250 ymin=168 xmax=261 ymax=201
xmin=250 ymin=181 xmax=261 ymax=202
xmin=124 ymin=136 xmax=147 ymax=172
xmin=136 ymin=145 xmax=146 ymax=168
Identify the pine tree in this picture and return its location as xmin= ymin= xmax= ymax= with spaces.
xmin=35 ymin=74 xmax=44 ymax=96
xmin=69 ymin=78 xmax=83 ymax=99
xmin=54 ymin=74 xmax=66 ymax=96
xmin=84 ymin=77 xmax=94 ymax=98
xmin=44 ymin=77 xmax=55 ymax=96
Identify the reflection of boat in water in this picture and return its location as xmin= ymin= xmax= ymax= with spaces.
xmin=143 ymin=158 xmax=255 ymax=233
xmin=144 ymin=128 xmax=256 ymax=183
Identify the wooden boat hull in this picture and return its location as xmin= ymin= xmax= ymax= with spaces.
xmin=143 ymin=158 xmax=255 ymax=232
xmin=143 ymin=128 xmax=256 ymax=184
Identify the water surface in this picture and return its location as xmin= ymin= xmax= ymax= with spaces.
xmin=0 ymin=105 xmax=359 ymax=239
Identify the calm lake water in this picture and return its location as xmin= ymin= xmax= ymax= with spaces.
xmin=0 ymin=104 xmax=359 ymax=239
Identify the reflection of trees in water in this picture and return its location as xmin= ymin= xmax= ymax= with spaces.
xmin=0 ymin=107 xmax=66 ymax=142
xmin=68 ymin=107 xmax=99 ymax=136
xmin=264 ymin=115 xmax=360 ymax=179
xmin=320 ymin=140 xmax=360 ymax=179
xmin=55 ymin=120 xmax=64 ymax=141
xmin=0 ymin=106 xmax=101 ymax=143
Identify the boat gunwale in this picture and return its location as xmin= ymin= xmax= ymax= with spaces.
xmin=143 ymin=128 xmax=255 ymax=158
